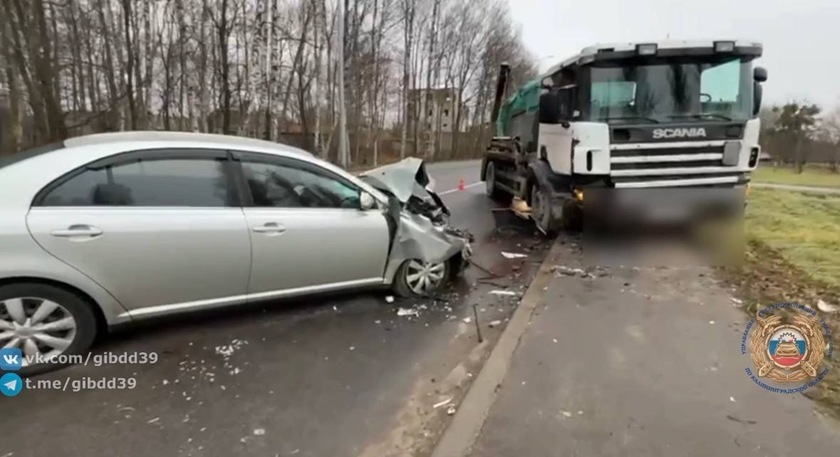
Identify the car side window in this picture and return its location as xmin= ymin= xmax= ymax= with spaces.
xmin=40 ymin=157 xmax=234 ymax=207
xmin=240 ymin=158 xmax=361 ymax=209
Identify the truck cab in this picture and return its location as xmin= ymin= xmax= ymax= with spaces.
xmin=482 ymin=39 xmax=768 ymax=234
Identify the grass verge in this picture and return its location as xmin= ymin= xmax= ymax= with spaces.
xmin=753 ymin=165 xmax=840 ymax=189
xmin=720 ymin=188 xmax=840 ymax=420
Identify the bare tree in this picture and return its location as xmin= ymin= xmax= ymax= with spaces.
xmin=0 ymin=0 xmax=535 ymax=165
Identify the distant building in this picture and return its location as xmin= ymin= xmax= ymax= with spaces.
xmin=407 ymin=88 xmax=467 ymax=134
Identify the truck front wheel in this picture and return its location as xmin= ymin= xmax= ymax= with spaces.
xmin=530 ymin=184 xmax=560 ymax=235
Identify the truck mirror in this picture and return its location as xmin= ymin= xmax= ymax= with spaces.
xmin=539 ymin=92 xmax=562 ymax=124
xmin=753 ymin=66 xmax=768 ymax=83
xmin=541 ymin=77 xmax=553 ymax=90
xmin=753 ymin=82 xmax=763 ymax=116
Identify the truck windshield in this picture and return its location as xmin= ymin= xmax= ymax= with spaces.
xmin=585 ymin=56 xmax=754 ymax=123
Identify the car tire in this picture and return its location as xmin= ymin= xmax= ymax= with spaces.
xmin=392 ymin=259 xmax=452 ymax=298
xmin=0 ymin=283 xmax=99 ymax=376
xmin=485 ymin=161 xmax=510 ymax=202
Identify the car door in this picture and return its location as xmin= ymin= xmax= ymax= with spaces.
xmin=26 ymin=149 xmax=252 ymax=316
xmin=233 ymin=151 xmax=390 ymax=298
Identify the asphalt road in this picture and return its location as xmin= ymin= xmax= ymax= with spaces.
xmin=469 ymin=241 xmax=840 ymax=457
xmin=1 ymin=160 xmax=553 ymax=457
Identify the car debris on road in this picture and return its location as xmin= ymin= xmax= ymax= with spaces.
xmin=397 ymin=307 xmax=420 ymax=317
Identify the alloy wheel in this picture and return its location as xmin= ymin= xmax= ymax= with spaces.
xmin=0 ymin=297 xmax=77 ymax=365
xmin=405 ymin=260 xmax=447 ymax=295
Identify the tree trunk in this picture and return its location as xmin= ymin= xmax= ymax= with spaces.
xmin=217 ymin=0 xmax=232 ymax=134
xmin=121 ymin=0 xmax=138 ymax=130
xmin=143 ymin=0 xmax=154 ymax=128
xmin=400 ymin=0 xmax=414 ymax=159
xmin=198 ymin=0 xmax=210 ymax=132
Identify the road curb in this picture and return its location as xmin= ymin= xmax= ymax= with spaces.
xmin=429 ymin=239 xmax=562 ymax=457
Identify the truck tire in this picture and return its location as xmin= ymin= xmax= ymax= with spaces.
xmin=530 ymin=184 xmax=561 ymax=236
xmin=484 ymin=161 xmax=510 ymax=202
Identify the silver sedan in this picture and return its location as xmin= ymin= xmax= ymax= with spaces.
xmin=0 ymin=132 xmax=471 ymax=374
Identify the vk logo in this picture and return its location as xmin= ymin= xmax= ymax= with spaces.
xmin=0 ymin=348 xmax=23 ymax=371
xmin=0 ymin=373 xmax=23 ymax=397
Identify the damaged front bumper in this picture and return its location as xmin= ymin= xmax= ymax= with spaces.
xmin=359 ymin=158 xmax=473 ymax=282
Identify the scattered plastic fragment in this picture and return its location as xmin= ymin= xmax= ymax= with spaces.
xmin=253 ymin=428 xmax=265 ymax=436
xmin=433 ymin=398 xmax=452 ymax=409
xmin=385 ymin=296 xmax=395 ymax=304
xmin=561 ymin=411 xmax=572 ymax=418
xmin=397 ymin=308 xmax=419 ymax=317
xmin=462 ymin=317 xmax=472 ymax=324
xmin=501 ymin=252 xmax=528 ymax=259
xmin=817 ymin=299 xmax=840 ymax=313
xmin=447 ymin=405 xmax=456 ymax=415
xmin=490 ymin=290 xmax=517 ymax=296
xmin=489 ymin=320 xmax=502 ymax=328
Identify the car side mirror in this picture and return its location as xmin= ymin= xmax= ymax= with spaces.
xmin=359 ymin=191 xmax=377 ymax=210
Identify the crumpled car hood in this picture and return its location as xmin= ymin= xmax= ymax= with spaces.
xmin=359 ymin=157 xmax=435 ymax=204
xmin=360 ymin=158 xmax=473 ymax=273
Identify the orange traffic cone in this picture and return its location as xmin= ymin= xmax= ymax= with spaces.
xmin=458 ymin=178 xmax=465 ymax=191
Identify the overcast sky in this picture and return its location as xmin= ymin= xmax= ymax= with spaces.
xmin=507 ymin=0 xmax=839 ymax=109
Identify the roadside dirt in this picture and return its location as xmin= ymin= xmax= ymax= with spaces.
xmin=719 ymin=238 xmax=840 ymax=420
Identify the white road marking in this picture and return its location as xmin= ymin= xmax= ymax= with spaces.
xmin=438 ymin=181 xmax=482 ymax=196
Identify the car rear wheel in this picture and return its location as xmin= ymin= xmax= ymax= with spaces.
xmin=392 ymin=259 xmax=451 ymax=297
xmin=0 ymin=283 xmax=98 ymax=375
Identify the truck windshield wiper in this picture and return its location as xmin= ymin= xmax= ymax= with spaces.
xmin=606 ymin=116 xmax=660 ymax=124
xmin=669 ymin=113 xmax=733 ymax=121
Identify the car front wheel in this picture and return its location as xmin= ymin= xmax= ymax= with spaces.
xmin=392 ymin=259 xmax=451 ymax=297
xmin=0 ymin=283 xmax=98 ymax=375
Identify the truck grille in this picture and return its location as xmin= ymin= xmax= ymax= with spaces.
xmin=610 ymin=145 xmax=724 ymax=171
xmin=607 ymin=141 xmax=746 ymax=188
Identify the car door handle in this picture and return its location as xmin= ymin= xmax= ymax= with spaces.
xmin=252 ymin=223 xmax=286 ymax=234
xmin=50 ymin=225 xmax=104 ymax=238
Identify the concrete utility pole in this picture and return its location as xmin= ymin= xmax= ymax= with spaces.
xmin=264 ymin=0 xmax=273 ymax=141
xmin=336 ymin=0 xmax=349 ymax=168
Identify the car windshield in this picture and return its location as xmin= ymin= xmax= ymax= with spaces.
xmin=585 ymin=56 xmax=754 ymax=123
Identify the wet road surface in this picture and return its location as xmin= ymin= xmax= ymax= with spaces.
xmin=469 ymin=239 xmax=840 ymax=457
xmin=1 ymin=160 xmax=553 ymax=457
